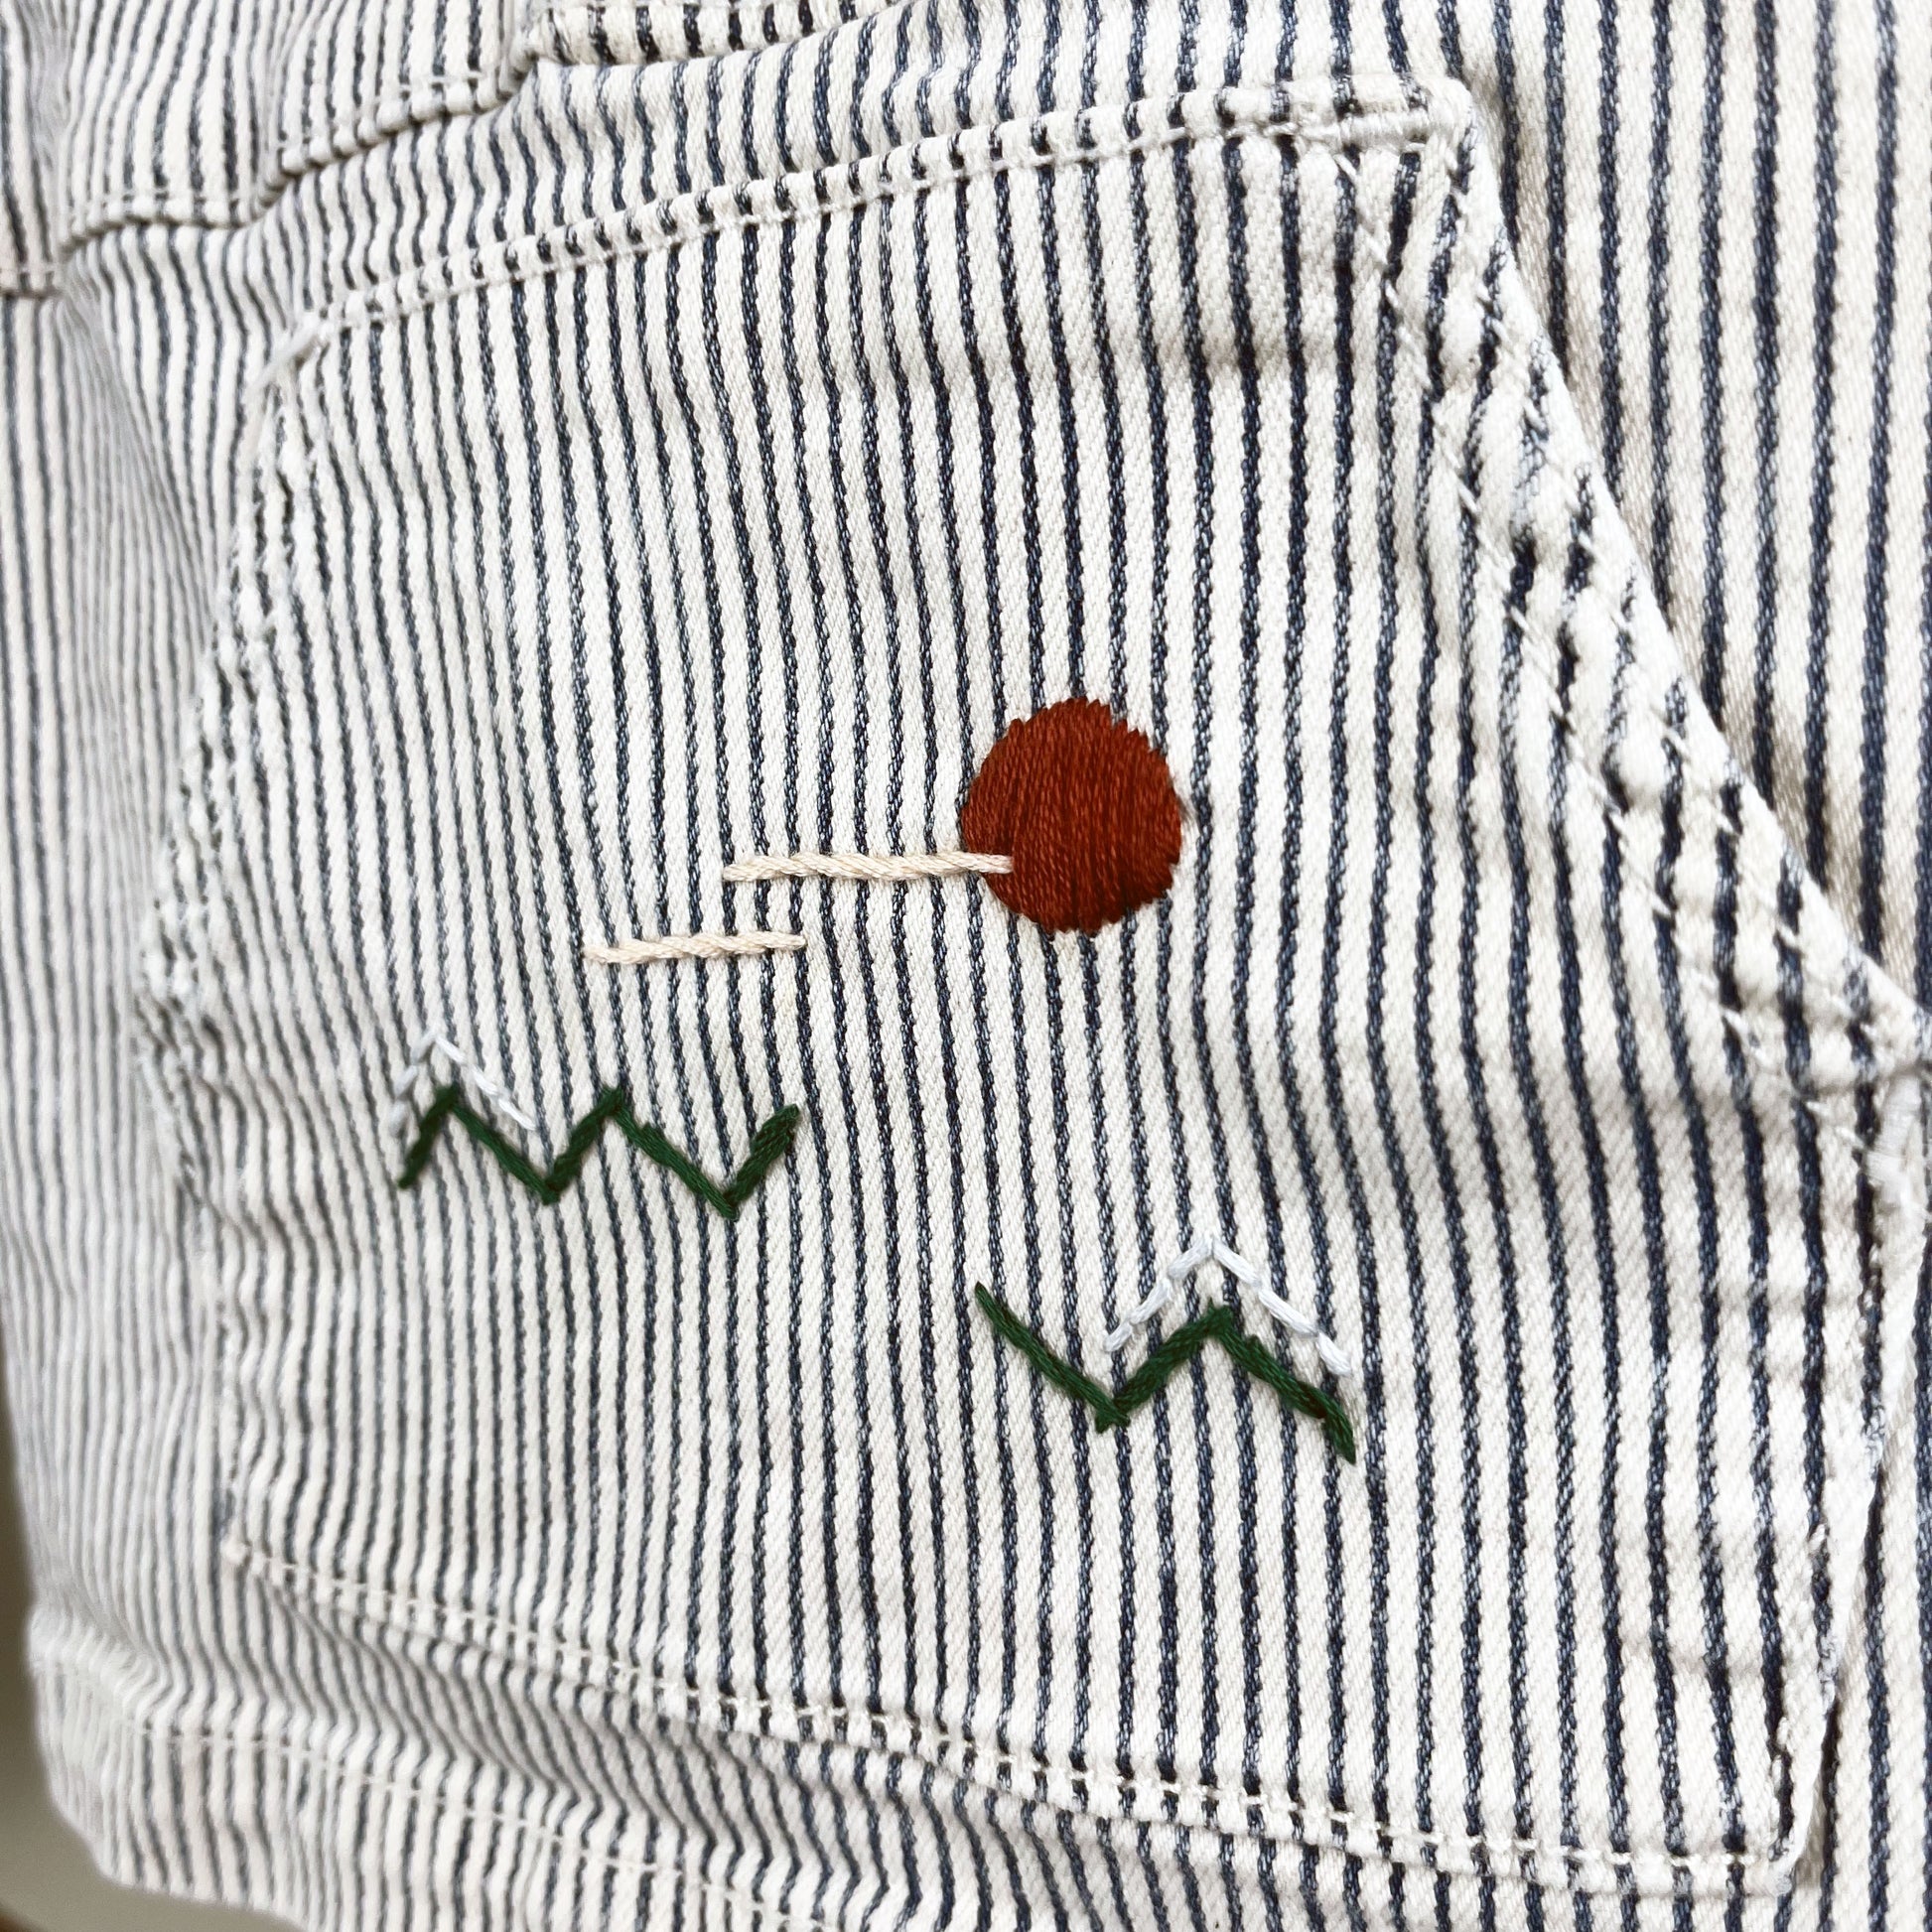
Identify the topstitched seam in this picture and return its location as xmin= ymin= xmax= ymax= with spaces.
xmin=532 ymin=0 xmax=901 ymax=41
xmin=1313 ymin=137 xmax=1899 ymax=1076
xmin=254 ymin=86 xmax=1443 ymax=390
xmin=160 ymin=71 xmax=1921 ymax=1893
xmin=0 ymin=262 xmax=62 ymax=299
xmin=538 ymin=0 xmax=892 ymax=21
xmin=1451 ymin=482 xmax=1892 ymax=1163
xmin=1375 ymin=140 xmax=1923 ymax=1870
xmin=39 ymin=1658 xmax=831 ymax=1929
xmin=55 ymin=0 xmax=906 ymax=259
xmin=61 ymin=68 xmax=513 ymax=252
xmin=218 ymin=1540 xmax=1762 ymax=1877
xmin=1326 ymin=140 xmax=1914 ymax=1107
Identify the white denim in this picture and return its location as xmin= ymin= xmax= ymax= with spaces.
xmin=4 ymin=4 xmax=1932 ymax=1927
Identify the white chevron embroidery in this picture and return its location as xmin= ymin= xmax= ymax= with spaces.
xmin=1105 ymin=1234 xmax=1355 ymax=1382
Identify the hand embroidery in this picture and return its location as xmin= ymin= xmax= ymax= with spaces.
xmin=386 ymin=1032 xmax=536 ymax=1140
xmin=975 ymin=1284 xmax=1355 ymax=1462
xmin=1107 ymin=1235 xmax=1355 ymax=1380
xmin=584 ymin=930 xmax=807 ymax=965
xmin=721 ymin=697 xmax=1183 ymax=934
xmin=396 ymin=1085 xmax=800 ymax=1221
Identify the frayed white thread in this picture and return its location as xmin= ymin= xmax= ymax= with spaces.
xmin=722 ymin=849 xmax=1014 ymax=885
xmin=386 ymin=1033 xmax=535 ymax=1138
xmin=1869 ymin=1072 xmax=1925 ymax=1222
xmin=1105 ymin=1235 xmax=1355 ymax=1380
xmin=585 ymin=930 xmax=808 ymax=965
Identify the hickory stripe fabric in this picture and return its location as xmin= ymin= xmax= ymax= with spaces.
xmin=5 ymin=5 xmax=1932 ymax=1929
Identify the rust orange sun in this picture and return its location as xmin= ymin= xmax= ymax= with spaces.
xmin=959 ymin=698 xmax=1182 ymax=933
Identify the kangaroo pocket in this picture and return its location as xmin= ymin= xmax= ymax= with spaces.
xmin=145 ymin=65 xmax=1929 ymax=1902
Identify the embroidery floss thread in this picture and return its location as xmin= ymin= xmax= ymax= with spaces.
xmin=584 ymin=930 xmax=807 ymax=965
xmin=1107 ymin=1235 xmax=1356 ymax=1380
xmin=721 ymin=850 xmax=1013 ymax=885
xmin=958 ymin=698 xmax=1182 ymax=931
xmin=721 ymin=698 xmax=1183 ymax=933
xmin=387 ymin=1033 xmax=535 ymax=1139
xmin=396 ymin=1086 xmax=800 ymax=1221
xmin=975 ymin=1286 xmax=1355 ymax=1462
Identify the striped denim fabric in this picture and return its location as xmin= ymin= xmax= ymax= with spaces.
xmin=5 ymin=5 xmax=1932 ymax=1931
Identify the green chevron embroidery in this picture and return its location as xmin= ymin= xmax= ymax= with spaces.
xmin=975 ymin=1285 xmax=1356 ymax=1462
xmin=397 ymin=1085 xmax=800 ymax=1221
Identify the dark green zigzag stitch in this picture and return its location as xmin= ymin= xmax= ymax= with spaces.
xmin=975 ymin=1285 xmax=1355 ymax=1463
xmin=397 ymin=1085 xmax=800 ymax=1221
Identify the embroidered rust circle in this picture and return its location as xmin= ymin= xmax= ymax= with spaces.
xmin=960 ymin=698 xmax=1183 ymax=933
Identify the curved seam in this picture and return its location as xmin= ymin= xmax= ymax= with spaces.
xmin=58 ymin=65 xmax=518 ymax=256
xmin=251 ymin=69 xmax=1918 ymax=1096
xmin=1409 ymin=150 xmax=1929 ymax=1878
xmin=535 ymin=0 xmax=899 ymax=36
xmin=218 ymin=1541 xmax=1764 ymax=1881
xmin=1324 ymin=134 xmax=1925 ymax=1102
xmin=195 ymin=70 xmax=1900 ymax=1893
xmin=38 ymin=1657 xmax=831 ymax=1929
xmin=53 ymin=0 xmax=899 ymax=264
xmin=253 ymin=83 xmax=1444 ymax=386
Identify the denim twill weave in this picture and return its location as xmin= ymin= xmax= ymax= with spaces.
xmin=5 ymin=5 xmax=1932 ymax=1929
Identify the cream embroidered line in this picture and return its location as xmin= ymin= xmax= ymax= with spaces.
xmin=722 ymin=849 xmax=1013 ymax=885
xmin=386 ymin=1033 xmax=536 ymax=1139
xmin=1106 ymin=1235 xmax=1356 ymax=1381
xmin=584 ymin=930 xmax=808 ymax=965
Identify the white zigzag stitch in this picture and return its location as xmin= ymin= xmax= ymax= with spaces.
xmin=1105 ymin=1235 xmax=1355 ymax=1382
xmin=385 ymin=1033 xmax=536 ymax=1139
